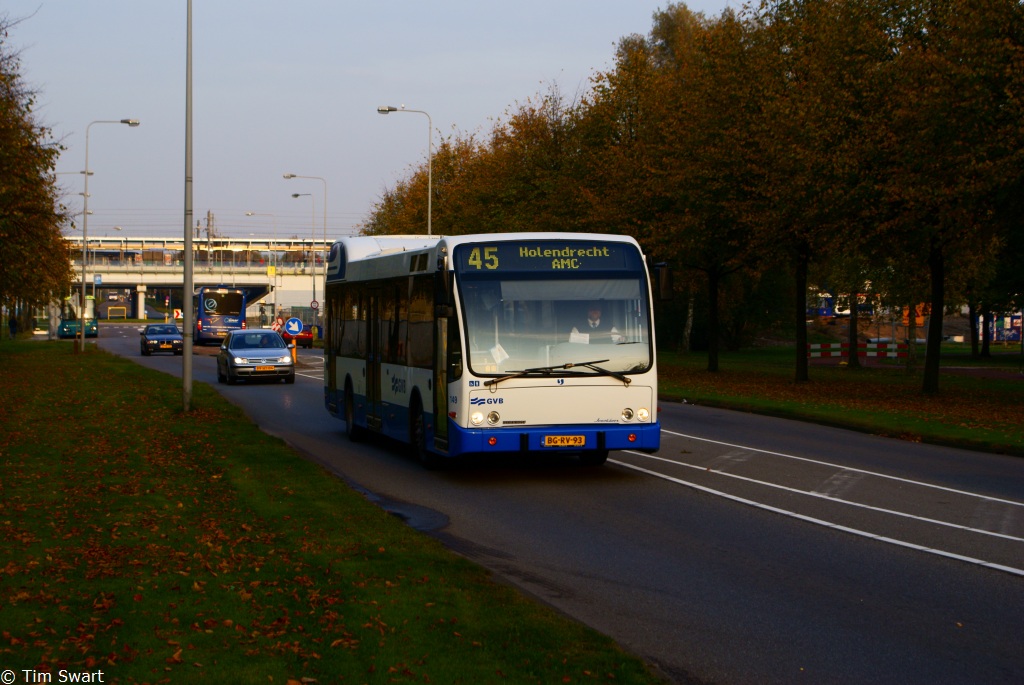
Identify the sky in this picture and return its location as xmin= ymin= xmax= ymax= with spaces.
xmin=4 ymin=0 xmax=731 ymax=241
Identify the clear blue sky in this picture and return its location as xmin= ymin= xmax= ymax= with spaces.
xmin=5 ymin=0 xmax=731 ymax=240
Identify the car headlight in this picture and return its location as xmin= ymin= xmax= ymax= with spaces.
xmin=279 ymin=355 xmax=292 ymax=364
xmin=233 ymin=356 xmax=247 ymax=364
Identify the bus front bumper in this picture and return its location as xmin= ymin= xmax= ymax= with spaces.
xmin=446 ymin=422 xmax=660 ymax=455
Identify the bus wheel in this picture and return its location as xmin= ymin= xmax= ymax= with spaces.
xmin=410 ymin=398 xmax=440 ymax=469
xmin=579 ymin=450 xmax=609 ymax=467
xmin=344 ymin=380 xmax=365 ymax=442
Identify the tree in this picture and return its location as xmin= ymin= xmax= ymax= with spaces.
xmin=0 ymin=12 xmax=72 ymax=329
xmin=749 ymin=0 xmax=900 ymax=381
xmin=872 ymin=0 xmax=1024 ymax=393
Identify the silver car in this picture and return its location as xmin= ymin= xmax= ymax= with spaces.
xmin=216 ymin=329 xmax=295 ymax=384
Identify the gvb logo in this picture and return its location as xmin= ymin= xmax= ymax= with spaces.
xmin=470 ymin=397 xmax=504 ymax=405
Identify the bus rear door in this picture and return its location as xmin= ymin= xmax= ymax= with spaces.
xmin=366 ymin=289 xmax=383 ymax=432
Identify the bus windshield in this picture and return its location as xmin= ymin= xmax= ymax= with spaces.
xmin=458 ymin=276 xmax=652 ymax=376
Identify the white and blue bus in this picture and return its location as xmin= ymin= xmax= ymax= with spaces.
xmin=323 ymin=233 xmax=660 ymax=467
xmin=193 ymin=285 xmax=247 ymax=345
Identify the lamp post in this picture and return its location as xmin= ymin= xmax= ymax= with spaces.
xmin=109 ymin=226 xmax=123 ymax=270
xmin=283 ymin=173 xmax=328 ymax=323
xmin=376 ymin=105 xmax=432 ymax=236
xmin=291 ymin=192 xmax=316 ymax=318
xmin=245 ymin=211 xmax=279 ymax=315
xmin=79 ymin=118 xmax=140 ymax=353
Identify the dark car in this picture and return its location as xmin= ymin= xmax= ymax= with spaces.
xmin=216 ymin=329 xmax=295 ymax=384
xmin=281 ymin=323 xmax=314 ymax=349
xmin=140 ymin=323 xmax=184 ymax=355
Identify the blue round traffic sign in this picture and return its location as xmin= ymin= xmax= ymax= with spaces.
xmin=284 ymin=317 xmax=304 ymax=335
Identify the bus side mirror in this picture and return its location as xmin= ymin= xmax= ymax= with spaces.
xmin=654 ymin=263 xmax=673 ymax=301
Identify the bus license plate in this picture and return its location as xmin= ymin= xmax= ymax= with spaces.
xmin=255 ymin=365 xmax=275 ymax=371
xmin=544 ymin=435 xmax=585 ymax=447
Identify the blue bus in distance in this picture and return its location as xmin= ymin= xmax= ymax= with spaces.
xmin=193 ymin=285 xmax=246 ymax=345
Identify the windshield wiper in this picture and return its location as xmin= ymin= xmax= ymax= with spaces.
xmin=574 ymin=360 xmax=632 ymax=385
xmin=484 ymin=359 xmax=630 ymax=388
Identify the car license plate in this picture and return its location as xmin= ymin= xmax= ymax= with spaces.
xmin=544 ymin=435 xmax=585 ymax=447
xmin=255 ymin=365 xmax=275 ymax=371
xmin=159 ymin=344 xmax=172 ymax=349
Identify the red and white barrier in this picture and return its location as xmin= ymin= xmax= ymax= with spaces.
xmin=807 ymin=342 xmax=908 ymax=358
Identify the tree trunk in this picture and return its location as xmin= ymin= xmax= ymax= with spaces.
xmin=707 ymin=270 xmax=720 ymax=372
xmin=981 ymin=311 xmax=992 ymax=358
xmin=905 ymin=305 xmax=916 ymax=371
xmin=846 ymin=294 xmax=861 ymax=368
xmin=968 ymin=300 xmax=979 ymax=359
xmin=922 ymin=238 xmax=944 ymax=395
xmin=794 ymin=247 xmax=809 ymax=382
xmin=681 ymin=290 xmax=695 ymax=353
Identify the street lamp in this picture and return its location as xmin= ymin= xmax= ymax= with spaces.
xmin=291 ymin=192 xmax=316 ymax=314
xmin=283 ymin=173 xmax=328 ymax=323
xmin=79 ymin=118 xmax=140 ymax=352
xmin=377 ymin=105 xmax=432 ymax=236
xmin=110 ymin=226 xmax=125 ymax=266
xmin=245 ymin=211 xmax=279 ymax=316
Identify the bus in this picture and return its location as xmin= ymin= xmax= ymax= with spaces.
xmin=57 ymin=294 xmax=98 ymax=339
xmin=323 ymin=233 xmax=660 ymax=467
xmin=193 ymin=285 xmax=246 ymax=345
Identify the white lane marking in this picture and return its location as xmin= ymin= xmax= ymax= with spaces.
xmin=622 ymin=450 xmax=1024 ymax=543
xmin=611 ymin=456 xmax=1024 ymax=577
xmin=663 ymin=430 xmax=1024 ymax=508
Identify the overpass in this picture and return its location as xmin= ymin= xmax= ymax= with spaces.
xmin=66 ymin=234 xmax=335 ymax=321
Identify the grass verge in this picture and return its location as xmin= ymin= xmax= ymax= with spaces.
xmin=0 ymin=341 xmax=661 ymax=684
xmin=658 ymin=347 xmax=1023 ymax=456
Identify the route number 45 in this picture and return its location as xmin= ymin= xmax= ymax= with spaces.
xmin=467 ymin=246 xmax=499 ymax=270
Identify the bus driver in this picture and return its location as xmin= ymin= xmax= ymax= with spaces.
xmin=570 ymin=302 xmax=622 ymax=344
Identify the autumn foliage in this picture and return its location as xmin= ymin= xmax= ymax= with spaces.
xmin=1 ymin=13 xmax=74 ymax=330
xmin=364 ymin=0 xmax=1024 ymax=395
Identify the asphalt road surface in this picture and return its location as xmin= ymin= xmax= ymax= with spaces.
xmin=96 ymin=325 xmax=1024 ymax=685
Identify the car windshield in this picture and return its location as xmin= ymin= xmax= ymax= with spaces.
xmin=230 ymin=333 xmax=285 ymax=350
xmin=149 ymin=325 xmax=179 ymax=335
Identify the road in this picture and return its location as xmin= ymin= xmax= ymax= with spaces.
xmin=97 ymin=324 xmax=1024 ymax=685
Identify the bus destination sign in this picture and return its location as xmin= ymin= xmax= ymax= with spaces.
xmin=456 ymin=241 xmax=638 ymax=273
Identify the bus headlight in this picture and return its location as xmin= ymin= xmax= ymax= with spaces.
xmin=621 ymin=407 xmax=634 ymax=421
xmin=637 ymin=407 xmax=650 ymax=422
xmin=471 ymin=411 xmax=484 ymax=426
xmin=487 ymin=411 xmax=500 ymax=425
